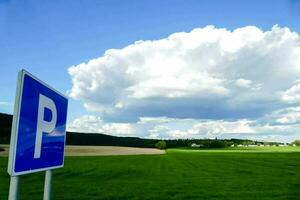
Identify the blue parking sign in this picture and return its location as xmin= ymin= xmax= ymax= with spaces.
xmin=8 ymin=70 xmax=68 ymax=176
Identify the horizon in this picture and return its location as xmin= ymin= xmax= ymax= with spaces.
xmin=1 ymin=0 xmax=300 ymax=143
xmin=0 ymin=112 xmax=295 ymax=144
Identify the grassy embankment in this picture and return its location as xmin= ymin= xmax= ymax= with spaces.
xmin=0 ymin=147 xmax=300 ymax=200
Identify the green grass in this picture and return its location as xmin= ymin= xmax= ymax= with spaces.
xmin=1 ymin=148 xmax=300 ymax=200
xmin=173 ymin=146 xmax=300 ymax=152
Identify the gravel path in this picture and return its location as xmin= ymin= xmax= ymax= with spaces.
xmin=0 ymin=145 xmax=165 ymax=156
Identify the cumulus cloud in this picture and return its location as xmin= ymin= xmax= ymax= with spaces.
xmin=67 ymin=25 xmax=300 ymax=142
xmin=147 ymin=119 xmax=255 ymax=139
xmin=69 ymin=25 xmax=300 ymax=122
xmin=67 ymin=115 xmax=134 ymax=136
xmin=235 ymin=78 xmax=252 ymax=88
xmin=67 ymin=114 xmax=300 ymax=142
xmin=281 ymin=80 xmax=300 ymax=103
xmin=263 ymin=106 xmax=300 ymax=124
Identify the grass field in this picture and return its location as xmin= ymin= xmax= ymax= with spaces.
xmin=1 ymin=147 xmax=300 ymax=200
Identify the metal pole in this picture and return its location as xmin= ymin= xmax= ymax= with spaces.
xmin=8 ymin=176 xmax=19 ymax=200
xmin=43 ymin=170 xmax=52 ymax=200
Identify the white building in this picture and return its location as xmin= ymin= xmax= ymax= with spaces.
xmin=191 ymin=143 xmax=200 ymax=148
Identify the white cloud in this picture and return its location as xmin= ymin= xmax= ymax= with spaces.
xmin=67 ymin=115 xmax=104 ymax=133
xmin=67 ymin=25 xmax=300 ymax=142
xmin=161 ymin=119 xmax=300 ymax=142
xmin=147 ymin=119 xmax=256 ymax=139
xmin=102 ymin=123 xmax=134 ymax=136
xmin=138 ymin=117 xmax=175 ymax=124
xmin=235 ymin=78 xmax=252 ymax=88
xmin=68 ymin=115 xmax=300 ymax=142
xmin=148 ymin=125 xmax=172 ymax=139
xmin=69 ymin=25 xmax=300 ymax=122
xmin=67 ymin=115 xmax=135 ymax=136
xmin=264 ymin=106 xmax=300 ymax=124
xmin=281 ymin=81 xmax=300 ymax=103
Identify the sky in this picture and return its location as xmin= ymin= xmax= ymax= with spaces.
xmin=1 ymin=0 xmax=300 ymax=142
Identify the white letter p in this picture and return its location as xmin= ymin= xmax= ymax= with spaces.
xmin=34 ymin=94 xmax=57 ymax=159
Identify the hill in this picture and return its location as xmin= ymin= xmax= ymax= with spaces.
xmin=0 ymin=113 xmax=12 ymax=144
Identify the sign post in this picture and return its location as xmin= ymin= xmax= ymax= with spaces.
xmin=43 ymin=170 xmax=52 ymax=200
xmin=8 ymin=69 xmax=68 ymax=200
xmin=8 ymin=176 xmax=18 ymax=200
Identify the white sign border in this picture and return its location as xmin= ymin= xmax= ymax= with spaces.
xmin=8 ymin=69 xmax=68 ymax=176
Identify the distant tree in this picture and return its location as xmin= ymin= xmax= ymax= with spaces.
xmin=292 ymin=140 xmax=300 ymax=146
xmin=225 ymin=141 xmax=234 ymax=147
xmin=155 ymin=141 xmax=167 ymax=149
xmin=242 ymin=140 xmax=254 ymax=146
xmin=209 ymin=140 xmax=226 ymax=148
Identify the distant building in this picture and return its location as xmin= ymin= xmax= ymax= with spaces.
xmin=247 ymin=144 xmax=257 ymax=147
xmin=191 ymin=143 xmax=200 ymax=148
xmin=190 ymin=143 xmax=204 ymax=148
xmin=278 ymin=144 xmax=287 ymax=147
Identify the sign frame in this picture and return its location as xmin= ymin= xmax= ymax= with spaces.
xmin=8 ymin=69 xmax=68 ymax=176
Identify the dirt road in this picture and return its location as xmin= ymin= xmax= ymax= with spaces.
xmin=0 ymin=145 xmax=165 ymax=156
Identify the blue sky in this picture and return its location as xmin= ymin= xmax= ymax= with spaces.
xmin=1 ymin=0 xmax=300 ymax=142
